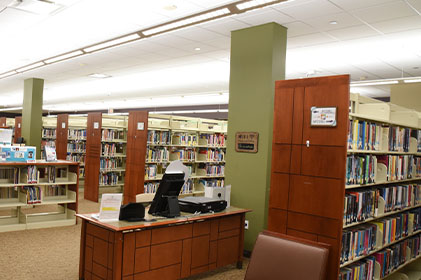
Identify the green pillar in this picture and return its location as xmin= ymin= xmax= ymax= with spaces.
xmin=22 ymin=78 xmax=44 ymax=159
xmin=391 ymin=83 xmax=421 ymax=112
xmin=226 ymin=23 xmax=287 ymax=251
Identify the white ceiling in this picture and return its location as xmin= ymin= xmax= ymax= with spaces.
xmin=1 ymin=0 xmax=421 ymax=111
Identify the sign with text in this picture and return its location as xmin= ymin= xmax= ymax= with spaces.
xmin=235 ymin=132 xmax=258 ymax=153
xmin=310 ymin=107 xmax=337 ymax=127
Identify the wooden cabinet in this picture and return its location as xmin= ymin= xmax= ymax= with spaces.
xmin=78 ymin=209 xmax=247 ymax=280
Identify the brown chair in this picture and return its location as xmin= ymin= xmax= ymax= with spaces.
xmin=244 ymin=231 xmax=330 ymax=280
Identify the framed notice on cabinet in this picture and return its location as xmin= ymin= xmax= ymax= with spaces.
xmin=235 ymin=132 xmax=258 ymax=153
xmin=310 ymin=107 xmax=337 ymax=127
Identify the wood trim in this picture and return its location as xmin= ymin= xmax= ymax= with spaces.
xmin=0 ymin=117 xmax=6 ymax=127
xmin=85 ymin=112 xmax=102 ymax=202
xmin=80 ymin=219 xmax=87 ymax=279
xmin=124 ymin=111 xmax=148 ymax=204
xmin=56 ymin=114 xmax=69 ymax=160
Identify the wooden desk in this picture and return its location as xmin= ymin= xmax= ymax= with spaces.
xmin=77 ymin=207 xmax=250 ymax=280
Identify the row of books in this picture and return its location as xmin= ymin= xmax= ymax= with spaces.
xmin=21 ymin=186 xmax=41 ymax=204
xmin=67 ymin=143 xmax=86 ymax=153
xmin=102 ymin=143 xmax=123 ymax=156
xmin=0 ymin=187 xmax=18 ymax=199
xmin=0 ymin=168 xmax=16 ymax=182
xmin=143 ymin=179 xmax=193 ymax=194
xmin=42 ymin=128 xmax=56 ymax=138
xmin=147 ymin=130 xmax=170 ymax=145
xmin=339 ymin=256 xmax=375 ymax=280
xmin=171 ymin=149 xmax=195 ymax=161
xmin=44 ymin=185 xmax=66 ymax=196
xmin=66 ymin=154 xmax=85 ymax=165
xmin=101 ymin=129 xmax=125 ymax=141
xmin=198 ymin=148 xmax=225 ymax=161
xmin=145 ymin=165 xmax=158 ymax=179
xmin=375 ymin=234 xmax=420 ymax=278
xmin=68 ymin=129 xmax=86 ymax=140
xmin=346 ymin=155 xmax=376 ymax=185
xmin=200 ymin=164 xmax=225 ymax=176
xmin=341 ymin=210 xmax=421 ymax=264
xmin=41 ymin=140 xmax=56 ymax=149
xmin=348 ymin=120 xmax=382 ymax=151
xmin=378 ymin=155 xmax=415 ymax=181
xmin=417 ymin=130 xmax=421 ymax=152
xmin=100 ymin=158 xmax=123 ymax=170
xmin=144 ymin=182 xmax=159 ymax=193
xmin=146 ymin=147 xmax=169 ymax=162
xmin=99 ymin=173 xmax=120 ymax=186
xmin=344 ymin=184 xmax=421 ymax=226
xmin=26 ymin=166 xmax=38 ymax=184
xmin=388 ymin=126 xmax=411 ymax=153
xmin=199 ymin=179 xmax=225 ymax=188
xmin=199 ymin=133 xmax=226 ymax=146
xmin=172 ymin=133 xmax=197 ymax=146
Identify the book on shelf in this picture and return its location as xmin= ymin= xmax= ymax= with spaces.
xmin=146 ymin=147 xmax=169 ymax=162
xmin=147 ymin=130 xmax=170 ymax=145
xmin=0 ymin=187 xmax=18 ymax=199
xmin=339 ymin=256 xmax=375 ymax=280
xmin=346 ymin=155 xmax=376 ymax=185
xmin=45 ymin=185 xmax=66 ymax=196
xmin=341 ymin=224 xmax=377 ymax=264
xmin=68 ymin=129 xmax=87 ymax=139
xmin=99 ymin=172 xmax=119 ymax=186
xmin=21 ymin=186 xmax=41 ymax=204
xmin=102 ymin=129 xmax=125 ymax=141
xmin=388 ymin=126 xmax=411 ymax=153
xmin=348 ymin=120 xmax=382 ymax=151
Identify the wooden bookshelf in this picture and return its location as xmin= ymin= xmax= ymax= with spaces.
xmin=41 ymin=116 xmax=57 ymax=159
xmin=0 ymin=160 xmax=79 ymax=232
xmin=268 ymin=75 xmax=421 ymax=280
xmin=0 ymin=117 xmax=6 ymax=127
xmin=124 ymin=111 xmax=148 ymax=203
xmin=14 ymin=116 xmax=21 ymax=143
xmin=56 ymin=114 xmax=69 ymax=160
xmin=84 ymin=113 xmax=102 ymax=202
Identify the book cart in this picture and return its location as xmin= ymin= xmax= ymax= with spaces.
xmin=0 ymin=160 xmax=79 ymax=232
xmin=268 ymin=75 xmax=421 ymax=280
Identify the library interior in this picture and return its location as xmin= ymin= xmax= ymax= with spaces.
xmin=1 ymin=0 xmax=421 ymax=279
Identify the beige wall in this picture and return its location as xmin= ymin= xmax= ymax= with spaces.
xmin=390 ymin=83 xmax=421 ymax=111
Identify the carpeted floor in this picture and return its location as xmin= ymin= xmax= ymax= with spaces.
xmin=0 ymin=197 xmax=248 ymax=280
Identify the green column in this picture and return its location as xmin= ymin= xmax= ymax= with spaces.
xmin=226 ymin=23 xmax=287 ymax=251
xmin=391 ymin=83 xmax=421 ymax=112
xmin=22 ymin=78 xmax=44 ymax=159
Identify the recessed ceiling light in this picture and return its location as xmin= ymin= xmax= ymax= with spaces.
xmin=163 ymin=4 xmax=177 ymax=11
xmin=329 ymin=21 xmax=338 ymax=25
xmin=89 ymin=73 xmax=111 ymax=79
xmin=195 ymin=47 xmax=201 ymax=51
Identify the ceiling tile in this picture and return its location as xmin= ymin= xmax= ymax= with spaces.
xmin=351 ymin=1 xmax=417 ymax=24
xmin=174 ymin=26 xmax=228 ymax=42
xmin=407 ymin=0 xmax=421 ymax=14
xmin=284 ymin=21 xmax=317 ymax=37
xmin=370 ymin=16 xmax=421 ymax=34
xmin=301 ymin=12 xmax=364 ymax=31
xmin=201 ymin=18 xmax=250 ymax=36
xmin=276 ymin=0 xmax=342 ymax=20
xmin=328 ymin=0 xmax=399 ymax=11
xmin=233 ymin=8 xmax=295 ymax=26
xmin=327 ymin=25 xmax=380 ymax=40
xmin=351 ymin=60 xmax=403 ymax=79
xmin=287 ymin=32 xmax=337 ymax=48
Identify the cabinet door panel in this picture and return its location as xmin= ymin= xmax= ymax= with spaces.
xmin=191 ymin=235 xmax=210 ymax=268
xmin=301 ymin=145 xmax=346 ymax=179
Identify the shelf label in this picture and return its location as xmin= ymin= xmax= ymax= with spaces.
xmin=61 ymin=122 xmax=66 ymax=129
xmin=94 ymin=122 xmax=99 ymax=129
xmin=137 ymin=122 xmax=144 ymax=131
xmin=235 ymin=132 xmax=258 ymax=153
xmin=310 ymin=106 xmax=337 ymax=127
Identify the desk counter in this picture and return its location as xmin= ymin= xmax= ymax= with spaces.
xmin=77 ymin=207 xmax=250 ymax=280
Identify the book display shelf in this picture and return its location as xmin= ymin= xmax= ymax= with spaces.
xmin=41 ymin=116 xmax=57 ymax=159
xmin=0 ymin=160 xmax=79 ymax=232
xmin=268 ymin=75 xmax=421 ymax=280
xmin=145 ymin=114 xmax=227 ymax=197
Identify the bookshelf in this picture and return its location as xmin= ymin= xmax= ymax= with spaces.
xmin=268 ymin=75 xmax=421 ymax=280
xmin=14 ymin=116 xmax=21 ymax=143
xmin=41 ymin=116 xmax=57 ymax=159
xmin=144 ymin=114 xmax=227 ymax=198
xmin=0 ymin=160 xmax=79 ymax=232
xmin=84 ymin=113 xmax=128 ymax=202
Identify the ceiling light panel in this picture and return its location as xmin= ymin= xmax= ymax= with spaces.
xmin=44 ymin=50 xmax=84 ymax=64
xmin=237 ymin=0 xmax=280 ymax=10
xmin=83 ymin=34 xmax=141 ymax=53
xmin=11 ymin=0 xmax=63 ymax=15
xmin=16 ymin=62 xmax=45 ymax=73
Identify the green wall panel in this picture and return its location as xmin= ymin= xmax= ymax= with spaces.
xmin=226 ymin=23 xmax=287 ymax=251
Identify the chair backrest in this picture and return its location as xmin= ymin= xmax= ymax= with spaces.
xmin=136 ymin=193 xmax=155 ymax=203
xmin=245 ymin=231 xmax=330 ymax=280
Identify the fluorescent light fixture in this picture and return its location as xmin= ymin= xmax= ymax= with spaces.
xmin=237 ymin=0 xmax=282 ymax=10
xmin=16 ymin=62 xmax=45 ymax=73
xmin=350 ymin=80 xmax=399 ymax=86
xmin=0 ymin=71 xmax=17 ymax=79
xmin=403 ymin=78 xmax=421 ymax=83
xmin=88 ymin=73 xmax=112 ymax=79
xmin=0 ymin=107 xmax=22 ymax=112
xmin=143 ymin=8 xmax=230 ymax=36
xmin=83 ymin=34 xmax=141 ymax=53
xmin=11 ymin=0 xmax=62 ymax=15
xmin=44 ymin=50 xmax=84 ymax=64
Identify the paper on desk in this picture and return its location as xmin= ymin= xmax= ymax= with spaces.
xmin=165 ymin=160 xmax=190 ymax=184
xmin=98 ymin=193 xmax=123 ymax=221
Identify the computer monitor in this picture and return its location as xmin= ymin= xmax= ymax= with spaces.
xmin=148 ymin=172 xmax=185 ymax=218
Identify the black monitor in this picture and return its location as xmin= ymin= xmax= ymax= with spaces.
xmin=148 ymin=172 xmax=185 ymax=218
